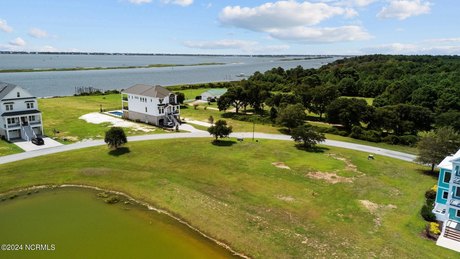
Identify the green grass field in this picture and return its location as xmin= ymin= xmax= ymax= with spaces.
xmin=38 ymin=95 xmax=169 ymax=143
xmin=0 ymin=140 xmax=23 ymax=156
xmin=30 ymin=94 xmax=416 ymax=155
xmin=0 ymin=138 xmax=454 ymax=258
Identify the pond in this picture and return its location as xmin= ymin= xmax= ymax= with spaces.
xmin=0 ymin=187 xmax=237 ymax=258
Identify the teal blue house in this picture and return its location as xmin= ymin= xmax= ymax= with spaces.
xmin=434 ymin=149 xmax=460 ymax=252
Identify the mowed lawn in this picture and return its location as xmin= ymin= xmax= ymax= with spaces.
xmin=38 ymin=94 xmax=168 ymax=143
xmin=0 ymin=140 xmax=23 ymax=156
xmin=0 ymin=138 xmax=454 ymax=258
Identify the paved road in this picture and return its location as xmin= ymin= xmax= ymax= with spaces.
xmin=0 ymin=131 xmax=416 ymax=165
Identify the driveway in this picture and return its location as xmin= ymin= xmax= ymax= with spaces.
xmin=13 ymin=137 xmax=63 ymax=152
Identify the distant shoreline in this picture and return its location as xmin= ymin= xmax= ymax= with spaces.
xmin=0 ymin=63 xmax=226 ymax=73
xmin=0 ymin=51 xmax=339 ymax=58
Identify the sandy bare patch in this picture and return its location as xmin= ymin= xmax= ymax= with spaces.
xmin=272 ymin=162 xmax=291 ymax=170
xmin=307 ymin=171 xmax=353 ymax=184
xmin=327 ymin=153 xmax=363 ymax=175
xmin=359 ymin=200 xmax=397 ymax=213
xmin=276 ymin=195 xmax=295 ymax=202
xmin=79 ymin=112 xmax=156 ymax=132
xmin=359 ymin=200 xmax=397 ymax=228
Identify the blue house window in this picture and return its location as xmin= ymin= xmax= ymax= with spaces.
xmin=443 ymin=191 xmax=449 ymax=199
xmin=457 ymin=210 xmax=460 ymax=218
xmin=444 ymin=172 xmax=452 ymax=183
xmin=456 ymin=187 xmax=460 ymax=198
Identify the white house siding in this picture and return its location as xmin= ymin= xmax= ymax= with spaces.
xmin=0 ymin=83 xmax=43 ymax=141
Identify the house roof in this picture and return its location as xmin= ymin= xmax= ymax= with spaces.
xmin=2 ymin=109 xmax=41 ymax=117
xmin=438 ymin=149 xmax=460 ymax=170
xmin=203 ymin=88 xmax=227 ymax=97
xmin=122 ymin=84 xmax=172 ymax=98
xmin=0 ymin=82 xmax=18 ymax=100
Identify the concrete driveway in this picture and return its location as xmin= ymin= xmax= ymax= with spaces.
xmin=13 ymin=137 xmax=63 ymax=152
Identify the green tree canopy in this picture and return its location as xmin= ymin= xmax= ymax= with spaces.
xmin=308 ymin=84 xmax=340 ymax=120
xmin=416 ymin=127 xmax=460 ymax=172
xmin=104 ymin=127 xmax=127 ymax=149
xmin=326 ymin=98 xmax=371 ymax=132
xmin=291 ymin=124 xmax=325 ymax=148
xmin=207 ymin=120 xmax=233 ymax=140
xmin=276 ymin=103 xmax=307 ymax=131
xmin=217 ymin=86 xmax=247 ymax=114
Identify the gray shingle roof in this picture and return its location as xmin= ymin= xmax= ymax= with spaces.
xmin=122 ymin=84 xmax=172 ymax=98
xmin=0 ymin=82 xmax=18 ymax=100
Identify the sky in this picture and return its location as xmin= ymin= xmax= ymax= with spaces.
xmin=0 ymin=0 xmax=459 ymax=55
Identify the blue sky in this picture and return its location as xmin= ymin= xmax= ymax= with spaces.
xmin=0 ymin=0 xmax=458 ymax=55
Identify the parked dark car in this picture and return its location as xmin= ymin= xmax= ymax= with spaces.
xmin=32 ymin=137 xmax=44 ymax=145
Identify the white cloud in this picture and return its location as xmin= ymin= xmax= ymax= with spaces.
xmin=219 ymin=1 xmax=370 ymax=44
xmin=40 ymin=45 xmax=59 ymax=52
xmin=28 ymin=28 xmax=49 ymax=38
xmin=377 ymin=0 xmax=431 ymax=20
xmin=269 ymin=25 xmax=372 ymax=42
xmin=161 ymin=0 xmax=193 ymax=6
xmin=219 ymin=1 xmax=357 ymax=31
xmin=9 ymin=37 xmax=26 ymax=47
xmin=183 ymin=39 xmax=290 ymax=53
xmin=183 ymin=39 xmax=258 ymax=49
xmin=128 ymin=0 xmax=152 ymax=4
xmin=353 ymin=0 xmax=379 ymax=6
xmin=0 ymin=19 xmax=13 ymax=33
xmin=424 ymin=38 xmax=460 ymax=43
xmin=362 ymin=42 xmax=460 ymax=55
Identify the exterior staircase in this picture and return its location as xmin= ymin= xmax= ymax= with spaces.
xmin=444 ymin=226 xmax=460 ymax=242
xmin=21 ymin=124 xmax=37 ymax=141
xmin=166 ymin=113 xmax=180 ymax=127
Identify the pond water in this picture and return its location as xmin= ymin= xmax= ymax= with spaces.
xmin=0 ymin=187 xmax=236 ymax=259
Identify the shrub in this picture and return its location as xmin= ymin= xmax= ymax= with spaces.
xmin=425 ymin=189 xmax=437 ymax=200
xmin=349 ymin=126 xmax=381 ymax=142
xmin=350 ymin=126 xmax=363 ymax=139
xmin=361 ymin=130 xmax=381 ymax=142
xmin=382 ymin=135 xmax=400 ymax=145
xmin=429 ymin=222 xmax=441 ymax=235
xmin=399 ymin=135 xmax=419 ymax=146
xmin=421 ymin=204 xmax=436 ymax=222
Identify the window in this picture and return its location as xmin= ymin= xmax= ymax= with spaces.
xmin=457 ymin=210 xmax=460 ymax=218
xmin=5 ymin=104 xmax=13 ymax=111
xmin=145 ymin=107 xmax=147 ymax=113
xmin=29 ymin=115 xmax=36 ymax=122
xmin=7 ymin=118 xmax=16 ymax=125
xmin=26 ymin=102 xmax=34 ymax=109
xmin=444 ymin=171 xmax=452 ymax=184
xmin=17 ymin=92 xmax=20 ymax=97
xmin=158 ymin=107 xmax=164 ymax=114
xmin=456 ymin=187 xmax=460 ymax=198
xmin=443 ymin=191 xmax=449 ymax=199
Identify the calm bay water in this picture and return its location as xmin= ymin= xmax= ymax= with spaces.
xmin=0 ymin=54 xmax=339 ymax=97
xmin=0 ymin=188 xmax=235 ymax=259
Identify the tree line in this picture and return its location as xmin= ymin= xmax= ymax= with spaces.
xmin=216 ymin=55 xmax=460 ymax=146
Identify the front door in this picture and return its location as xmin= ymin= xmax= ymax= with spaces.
xmin=21 ymin=116 xmax=28 ymax=125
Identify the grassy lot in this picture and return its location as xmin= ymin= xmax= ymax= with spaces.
xmin=0 ymin=138 xmax=453 ymax=258
xmin=325 ymin=134 xmax=418 ymax=154
xmin=38 ymin=94 xmax=169 ymax=143
xmin=342 ymin=96 xmax=375 ymax=105
xmin=171 ymin=88 xmax=226 ymax=101
xmin=36 ymin=94 xmax=416 ymax=154
xmin=0 ymin=140 xmax=23 ymax=156
xmin=180 ymin=106 xmax=282 ymax=134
